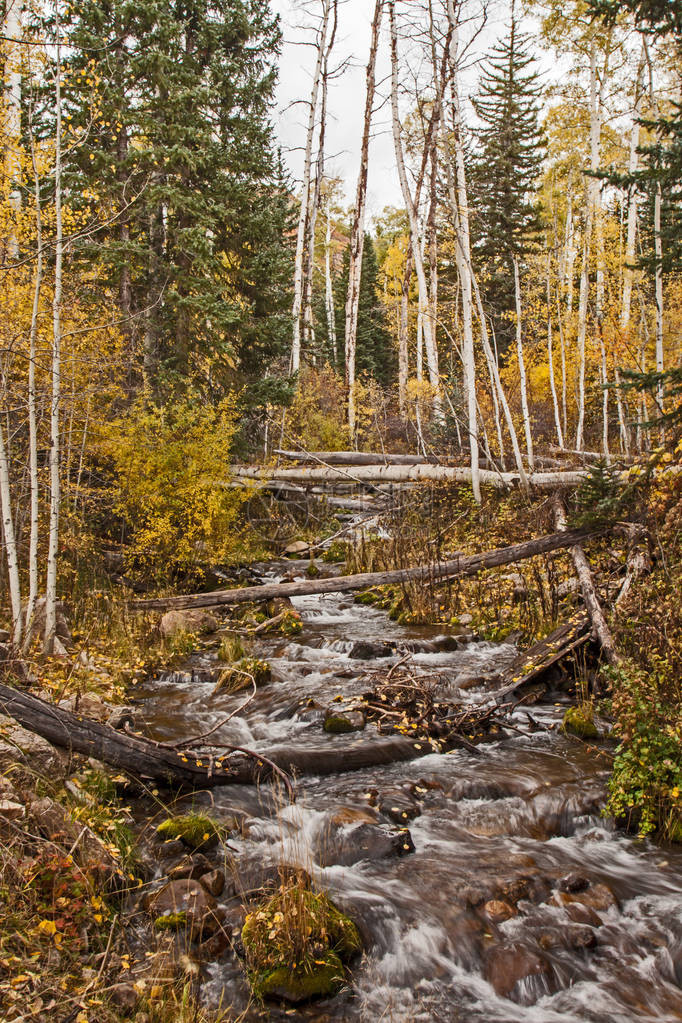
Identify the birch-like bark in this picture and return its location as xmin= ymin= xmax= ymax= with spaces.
xmin=575 ymin=41 xmax=601 ymax=451
xmin=513 ymin=257 xmax=534 ymax=469
xmin=546 ymin=256 xmax=564 ymax=448
xmin=644 ymin=42 xmax=665 ymax=425
xmin=388 ymin=1 xmax=441 ymax=421
xmin=291 ymin=0 xmax=331 ymax=373
xmin=324 ymin=196 xmax=337 ymax=365
xmin=4 ymin=0 xmax=22 ymax=259
xmin=620 ymin=45 xmax=645 ymax=332
xmin=345 ymin=0 xmax=383 ymax=439
xmin=0 ymin=389 xmax=22 ymax=644
xmin=24 ymin=120 xmax=44 ymax=646
xmin=44 ymin=2 xmax=63 ymax=655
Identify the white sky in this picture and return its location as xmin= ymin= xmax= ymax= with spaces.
xmin=269 ymin=0 xmax=530 ymax=219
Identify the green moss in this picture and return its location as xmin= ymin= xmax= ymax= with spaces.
xmin=280 ymin=610 xmax=303 ymax=636
xmin=562 ymin=705 xmax=599 ymax=739
xmin=156 ymin=813 xmax=221 ymax=850
xmin=154 ymin=911 xmax=188 ymax=931
xmin=242 ymin=880 xmax=362 ymax=1004
xmin=322 ymin=541 xmax=349 ymax=564
xmin=250 ymin=955 xmax=345 ymax=1003
xmin=323 ymin=715 xmax=355 ymax=735
xmin=306 ymin=561 xmax=320 ymax=578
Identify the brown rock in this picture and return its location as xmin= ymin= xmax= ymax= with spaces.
xmin=168 ymin=853 xmax=213 ymax=881
xmin=552 ymin=882 xmax=618 ymax=913
xmin=564 ymin=903 xmax=603 ymax=927
xmin=159 ymin=610 xmax=219 ymax=639
xmin=147 ymin=879 xmax=225 ymax=939
xmin=539 ymin=925 xmax=597 ymax=951
xmin=110 ymin=983 xmax=139 ymax=1015
xmin=485 ymin=946 xmax=552 ymax=1000
xmin=0 ymin=799 xmax=25 ymax=821
xmin=200 ymin=868 xmax=225 ymax=897
xmin=0 ymin=715 xmax=68 ymax=785
xmin=558 ymin=872 xmax=590 ymax=894
xmin=483 ymin=900 xmax=516 ymax=923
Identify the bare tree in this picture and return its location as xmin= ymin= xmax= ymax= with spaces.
xmin=345 ymin=0 xmax=383 ymax=439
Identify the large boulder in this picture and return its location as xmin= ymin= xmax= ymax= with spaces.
xmin=0 ymin=714 xmax=68 ymax=786
xmin=31 ymin=796 xmax=121 ymax=885
xmin=159 ymin=610 xmax=219 ymax=639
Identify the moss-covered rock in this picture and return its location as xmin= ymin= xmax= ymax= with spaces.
xmin=214 ymin=657 xmax=271 ymax=693
xmin=562 ymin=705 xmax=599 ymax=740
xmin=306 ymin=561 xmax=320 ymax=578
xmin=156 ymin=813 xmax=221 ymax=851
xmin=322 ymin=541 xmax=349 ymax=564
xmin=323 ymin=712 xmax=365 ymax=735
xmin=241 ymin=880 xmax=362 ymax=1004
xmin=251 ymin=955 xmax=345 ymax=1003
xmin=154 ymin=911 xmax=187 ymax=931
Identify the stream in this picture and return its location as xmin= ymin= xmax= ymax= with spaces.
xmin=137 ymin=558 xmax=682 ymax=1022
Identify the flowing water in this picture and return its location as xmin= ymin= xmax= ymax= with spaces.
xmin=138 ymin=559 xmax=682 ymax=1022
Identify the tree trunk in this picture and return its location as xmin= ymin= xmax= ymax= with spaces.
xmin=620 ymin=44 xmax=645 ymax=333
xmin=513 ymin=257 xmax=534 ymax=469
xmin=291 ymin=0 xmax=332 ymax=373
xmin=547 ymin=255 xmax=564 ymax=448
xmin=345 ymin=0 xmax=383 ymax=439
xmin=44 ymin=6 xmax=63 ymax=655
xmin=134 ymin=526 xmax=603 ymax=612
xmin=4 ymin=0 xmax=22 ymax=260
xmin=552 ymin=495 xmax=619 ymax=669
xmin=0 ymin=408 xmax=22 ymax=644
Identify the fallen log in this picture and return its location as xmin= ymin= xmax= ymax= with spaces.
xmin=231 ymin=463 xmax=592 ymax=490
xmin=0 ymin=682 xmax=453 ymax=787
xmin=552 ymin=497 xmax=620 ymax=668
xmin=275 ymin=450 xmax=449 ymax=466
xmin=133 ymin=527 xmax=602 ymax=612
xmin=493 ymin=612 xmax=592 ymax=701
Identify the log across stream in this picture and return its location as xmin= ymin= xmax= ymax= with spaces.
xmin=132 ymin=557 xmax=682 ymax=1022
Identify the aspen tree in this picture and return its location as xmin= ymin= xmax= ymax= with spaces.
xmin=345 ymin=0 xmax=383 ymax=439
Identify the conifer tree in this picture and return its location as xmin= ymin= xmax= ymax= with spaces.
xmin=53 ymin=0 xmax=292 ymax=397
xmin=469 ymin=5 xmax=544 ymax=354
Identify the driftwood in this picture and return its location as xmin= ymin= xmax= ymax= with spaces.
xmin=494 ymin=612 xmax=592 ymax=701
xmin=0 ymin=682 xmax=459 ymax=787
xmin=552 ymin=497 xmax=620 ymax=668
xmin=231 ymin=463 xmax=592 ymax=491
xmin=133 ymin=527 xmax=601 ymax=612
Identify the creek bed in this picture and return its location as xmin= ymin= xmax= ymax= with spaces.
xmin=136 ymin=559 xmax=682 ymax=1022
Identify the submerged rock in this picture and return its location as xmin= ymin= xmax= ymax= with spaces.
xmin=148 ymin=879 xmax=225 ymax=938
xmin=316 ymin=812 xmax=414 ymax=867
xmin=485 ymin=945 xmax=552 ymax=1002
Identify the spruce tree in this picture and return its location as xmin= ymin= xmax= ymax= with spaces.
xmin=469 ymin=6 xmax=544 ymax=354
xmin=52 ymin=0 xmax=292 ymax=396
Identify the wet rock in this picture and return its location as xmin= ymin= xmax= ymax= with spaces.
xmin=0 ymin=715 xmax=68 ymax=786
xmin=200 ymin=868 xmax=225 ymax=897
xmin=558 ymin=872 xmax=590 ymax=894
xmin=347 ymin=640 xmax=394 ymax=660
xmin=539 ymin=925 xmax=597 ymax=951
xmin=493 ymin=876 xmax=533 ymax=906
xmin=197 ymin=929 xmax=230 ymax=960
xmin=330 ymin=807 xmax=378 ymax=826
xmin=552 ymin=881 xmax=618 ymax=912
xmin=157 ymin=838 xmax=186 ymax=862
xmin=562 ymin=705 xmax=599 ymax=739
xmin=168 ymin=853 xmax=213 ymax=881
xmin=58 ymin=693 xmax=112 ymax=722
xmin=483 ymin=900 xmax=516 ymax=923
xmin=377 ymin=795 xmax=421 ymax=825
xmin=485 ymin=945 xmax=552 ymax=1001
xmin=155 ymin=813 xmax=221 ymax=852
xmin=316 ymin=815 xmax=414 ymax=867
xmin=323 ymin=710 xmax=366 ymax=734
xmin=564 ymin=902 xmax=603 ymax=928
xmin=148 ymin=879 xmax=225 ymax=938
xmin=159 ymin=610 xmax=219 ymax=639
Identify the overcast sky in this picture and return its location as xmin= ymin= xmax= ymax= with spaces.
xmin=269 ymin=0 xmax=522 ymax=220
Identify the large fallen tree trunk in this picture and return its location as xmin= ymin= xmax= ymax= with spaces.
xmin=133 ymin=528 xmax=601 ymax=612
xmin=275 ymin=449 xmax=451 ymax=466
xmin=0 ymin=682 xmax=454 ymax=787
xmin=493 ymin=612 xmax=592 ymax=701
xmin=552 ymin=497 xmax=620 ymax=669
xmin=232 ymin=463 xmax=592 ymax=490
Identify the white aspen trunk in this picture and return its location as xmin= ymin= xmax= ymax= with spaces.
xmin=0 ymin=397 xmax=22 ymax=644
xmin=513 ymin=257 xmax=534 ymax=469
xmin=24 ymin=127 xmax=44 ymax=647
xmin=575 ymin=41 xmax=601 ymax=452
xmin=44 ymin=2 xmax=63 ymax=655
xmin=291 ymin=0 xmax=331 ymax=373
xmin=324 ymin=198 xmax=337 ymax=365
xmin=398 ymin=244 xmax=412 ymax=413
xmin=620 ymin=46 xmax=645 ymax=332
xmin=547 ymin=256 xmax=564 ymax=448
xmin=345 ymin=0 xmax=383 ymax=441
xmin=4 ymin=0 xmax=22 ymax=259
xmin=564 ymin=188 xmax=576 ymax=314
xmin=388 ymin=1 xmax=441 ymax=421
xmin=643 ymin=41 xmax=665 ymax=426
xmin=600 ymin=334 xmax=611 ymax=461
